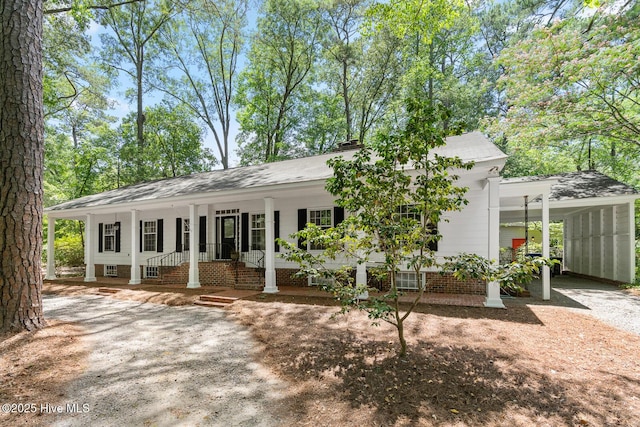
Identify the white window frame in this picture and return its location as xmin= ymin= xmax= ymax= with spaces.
xmin=105 ymin=264 xmax=118 ymax=277
xmin=145 ymin=266 xmax=159 ymax=279
xmin=396 ymin=204 xmax=438 ymax=252
xmin=396 ymin=204 xmax=421 ymax=221
xmin=308 ymin=208 xmax=332 ymax=250
xmin=143 ymin=220 xmax=157 ymax=252
xmin=250 ymin=213 xmax=266 ymax=250
xmin=396 ymin=271 xmax=421 ymax=290
xmin=309 ymin=276 xmax=335 ymax=287
xmin=183 ymin=218 xmax=190 ymax=251
xmin=104 ymin=223 xmax=116 ymax=252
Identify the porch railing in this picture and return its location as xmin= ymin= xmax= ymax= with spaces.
xmin=146 ymin=243 xmax=238 ymax=269
xmin=242 ymin=249 xmax=265 ymax=269
xmin=146 ymin=250 xmax=189 ymax=268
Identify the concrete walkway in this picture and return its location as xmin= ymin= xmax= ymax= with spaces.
xmin=531 ymin=275 xmax=640 ymax=336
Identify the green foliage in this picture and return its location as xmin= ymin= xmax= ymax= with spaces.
xmin=279 ymin=98 xmax=473 ymax=357
xmin=489 ymin=3 xmax=640 ymax=184
xmin=153 ymin=0 xmax=249 ymax=169
xmin=117 ymin=103 xmax=216 ymax=185
xmin=43 ymin=234 xmax=85 ymax=267
xmin=235 ymin=0 xmax=324 ymax=164
xmin=443 ymin=253 xmax=557 ymax=294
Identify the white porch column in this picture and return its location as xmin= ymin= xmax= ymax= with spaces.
xmin=356 ymin=262 xmax=368 ymax=300
xmin=188 ymin=204 xmax=201 ymax=288
xmin=263 ymin=197 xmax=279 ymax=293
xmin=485 ymin=176 xmax=505 ymax=308
xmin=541 ymin=192 xmax=551 ymax=300
xmin=45 ymin=216 xmax=57 ymax=280
xmin=130 ymin=209 xmax=141 ymax=284
xmin=84 ymin=213 xmax=96 ymax=282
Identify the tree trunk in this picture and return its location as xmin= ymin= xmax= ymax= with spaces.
xmin=0 ymin=0 xmax=46 ymax=332
xmin=397 ymin=318 xmax=407 ymax=358
xmin=136 ymin=52 xmax=145 ymax=182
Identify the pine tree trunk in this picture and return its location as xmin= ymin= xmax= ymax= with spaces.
xmin=0 ymin=0 xmax=46 ymax=332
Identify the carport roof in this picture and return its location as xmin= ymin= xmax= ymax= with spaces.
xmin=502 ymin=170 xmax=639 ymax=202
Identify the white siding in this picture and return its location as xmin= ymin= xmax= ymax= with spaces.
xmin=439 ymin=181 xmax=489 ymax=258
xmin=564 ymin=203 xmax=635 ymax=283
xmin=89 ymin=178 xmax=499 ymax=274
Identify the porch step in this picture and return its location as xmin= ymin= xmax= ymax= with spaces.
xmin=194 ymin=294 xmax=238 ymax=308
xmin=199 ymin=295 xmax=239 ymax=304
xmin=193 ymin=300 xmax=229 ymax=308
xmin=98 ymin=287 xmax=121 ymax=294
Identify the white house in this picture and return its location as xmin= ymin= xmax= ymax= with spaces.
xmin=44 ymin=132 xmax=639 ymax=308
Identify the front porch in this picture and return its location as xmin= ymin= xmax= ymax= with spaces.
xmin=42 ymin=275 xmax=488 ymax=308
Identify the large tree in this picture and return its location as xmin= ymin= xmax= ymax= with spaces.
xmin=98 ymin=0 xmax=175 ymax=181
xmin=317 ymin=0 xmax=401 ymax=147
xmin=490 ymin=1 xmax=640 ymax=184
xmin=154 ymin=0 xmax=248 ymax=169
xmin=1 ymin=0 xmax=47 ymax=332
xmin=235 ymin=0 xmax=323 ymax=164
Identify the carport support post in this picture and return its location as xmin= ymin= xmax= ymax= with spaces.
xmin=84 ymin=213 xmax=96 ymax=282
xmin=263 ymin=197 xmax=278 ymax=293
xmin=628 ymin=201 xmax=636 ymax=283
xmin=485 ymin=176 xmax=505 ymax=308
xmin=542 ymin=192 xmax=551 ymax=300
xmin=129 ymin=209 xmax=141 ymax=284
xmin=187 ymin=204 xmax=201 ymax=288
xmin=45 ymin=216 xmax=56 ymax=280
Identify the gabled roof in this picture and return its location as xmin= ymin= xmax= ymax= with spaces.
xmin=46 ymin=132 xmax=506 ymax=212
xmin=502 ymin=170 xmax=639 ymax=201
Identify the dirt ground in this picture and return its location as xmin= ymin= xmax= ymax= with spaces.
xmin=0 ymin=320 xmax=88 ymax=426
xmin=2 ymin=282 xmax=640 ymax=426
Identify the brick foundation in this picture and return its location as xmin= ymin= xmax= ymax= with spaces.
xmin=156 ymin=261 xmax=264 ymax=290
xmin=276 ymin=268 xmax=309 ymax=287
xmin=367 ymin=271 xmax=484 ymax=295
xmin=276 ymin=267 xmax=484 ymax=295
xmin=95 ymin=264 xmax=133 ymax=279
xmin=95 ymin=262 xmax=484 ymax=294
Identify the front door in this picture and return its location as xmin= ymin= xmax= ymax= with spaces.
xmin=220 ymin=216 xmax=237 ymax=259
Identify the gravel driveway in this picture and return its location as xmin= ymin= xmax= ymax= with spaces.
xmin=550 ymin=276 xmax=640 ymax=336
xmin=43 ymin=294 xmax=286 ymax=427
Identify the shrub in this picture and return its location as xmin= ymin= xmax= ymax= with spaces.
xmin=43 ymin=235 xmax=85 ymax=267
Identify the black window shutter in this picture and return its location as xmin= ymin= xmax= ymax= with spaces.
xmin=297 ymin=208 xmax=307 ymax=249
xmin=199 ymin=216 xmax=206 ymax=252
xmin=429 ymin=224 xmax=438 ymax=252
xmin=139 ymin=220 xmax=143 ymax=252
xmin=115 ymin=222 xmax=121 ymax=253
xmin=241 ymin=212 xmax=249 ymax=252
xmin=157 ymin=219 xmax=164 ymax=253
xmin=175 ymin=218 xmax=182 ymax=252
xmin=274 ymin=211 xmax=280 ymax=252
xmin=334 ymin=206 xmax=345 ymax=226
xmin=98 ymin=223 xmax=104 ymax=253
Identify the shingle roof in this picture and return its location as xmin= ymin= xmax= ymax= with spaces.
xmin=502 ymin=170 xmax=639 ymax=201
xmin=46 ymin=132 xmax=506 ymax=212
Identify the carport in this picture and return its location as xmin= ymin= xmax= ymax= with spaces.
xmin=499 ymin=171 xmax=639 ymax=300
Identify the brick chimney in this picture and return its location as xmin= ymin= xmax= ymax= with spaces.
xmin=334 ymin=139 xmax=362 ymax=152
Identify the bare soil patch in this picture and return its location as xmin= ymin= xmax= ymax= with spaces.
xmin=228 ymin=300 xmax=640 ymax=426
xmin=0 ymin=321 xmax=88 ymax=426
xmin=29 ymin=283 xmax=640 ymax=426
